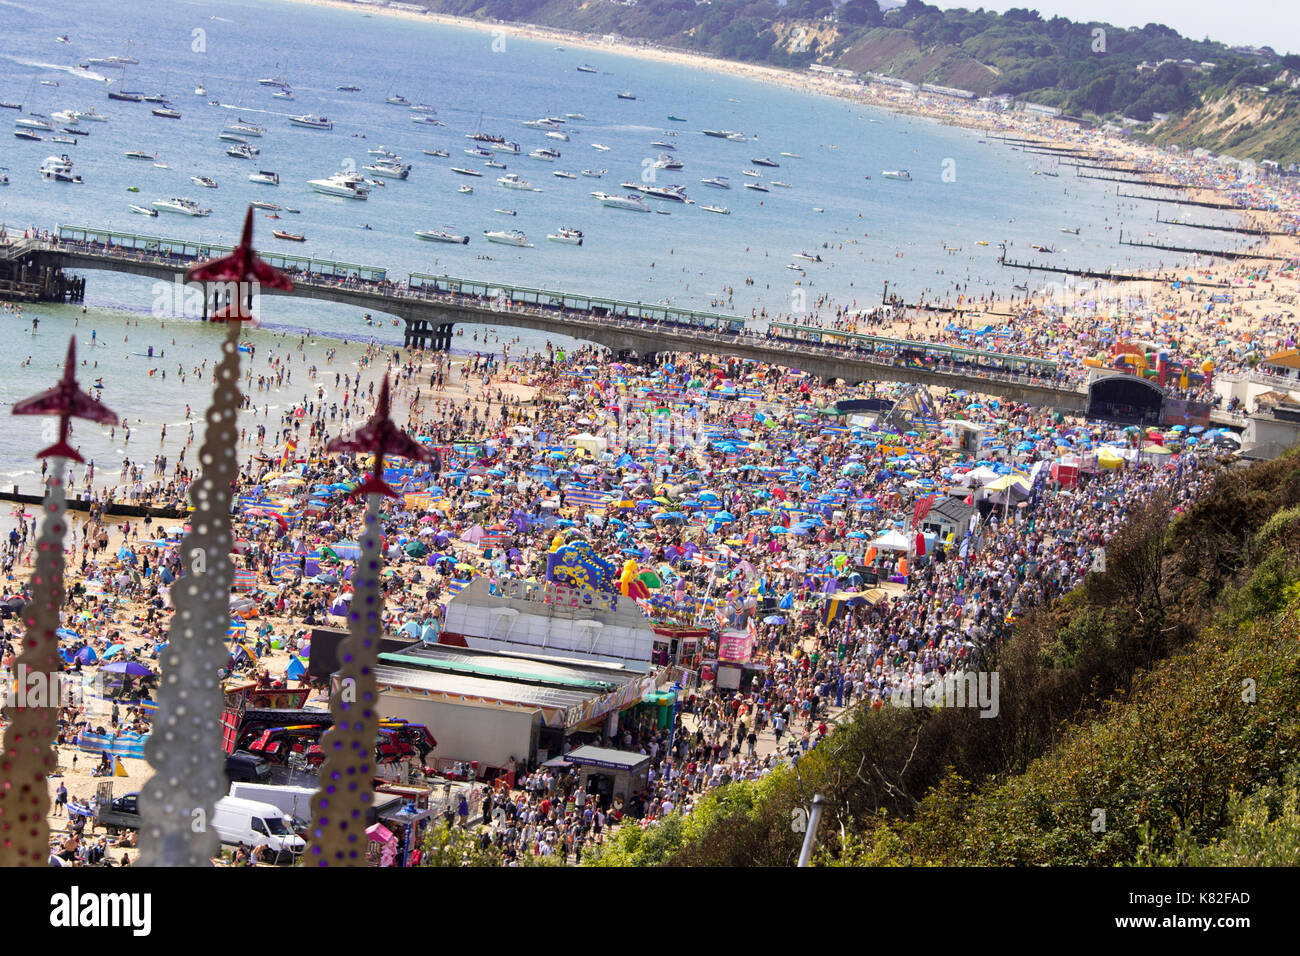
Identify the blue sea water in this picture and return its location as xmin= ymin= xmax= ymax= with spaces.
xmin=0 ymin=0 xmax=1230 ymax=489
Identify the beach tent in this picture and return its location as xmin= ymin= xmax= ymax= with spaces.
xmin=870 ymin=530 xmax=910 ymax=552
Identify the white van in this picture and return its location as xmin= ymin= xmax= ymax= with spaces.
xmin=229 ymin=783 xmax=317 ymax=827
xmin=212 ymin=796 xmax=306 ymax=863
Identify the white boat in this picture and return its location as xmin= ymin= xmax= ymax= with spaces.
xmin=701 ymin=204 xmax=729 ymax=215
xmin=592 ymin=191 xmax=649 ymax=212
xmin=779 ymin=152 xmax=800 ymax=158
xmin=415 ymin=229 xmax=468 ymax=244
xmin=576 ymin=65 xmax=597 ymax=73
xmin=565 ymin=112 xmax=587 ymax=120
xmin=726 ymin=132 xmax=747 ymax=142
xmin=458 ymin=185 xmax=473 ymax=194
xmin=653 ymin=155 xmax=683 ymax=170
xmin=13 ymin=130 xmax=44 ymax=141
xmin=249 ymin=200 xmax=281 ymax=211
xmin=411 ymin=114 xmax=442 ymax=126
xmin=152 ymin=196 xmax=210 ymax=216
xmin=493 ymin=208 xmax=516 ymax=216
xmin=465 ymin=147 xmax=494 ymax=159
xmin=368 ymin=147 xmax=397 ymax=157
xmin=125 ymin=149 xmax=154 ymax=160
xmin=744 ymin=182 xmax=769 ymax=192
xmin=223 ymin=123 xmax=264 ymax=137
xmin=51 ymin=135 xmax=77 ymax=145
xmin=308 ymin=172 xmax=370 ymax=199
xmin=364 ymin=159 xmax=411 ymax=179
xmin=522 ymin=118 xmax=561 ymax=130
xmin=15 ymin=117 xmax=55 ymax=131
xmin=39 ymin=154 xmax=82 ymax=183
xmin=86 ymin=55 xmax=139 ymax=68
xmin=545 ymin=131 xmax=569 ymax=142
xmin=218 ymin=132 xmax=249 ymax=144
xmin=423 ymin=148 xmax=449 ymax=157
xmin=451 ymin=167 xmax=483 ymax=177
xmin=249 ymin=170 xmax=279 ymax=185
xmin=742 ymin=170 xmax=760 ymax=178
xmin=751 ymin=157 xmax=779 ymax=168
xmin=195 ymin=83 xmax=206 ymax=96
xmin=640 ymin=184 xmax=689 ymax=202
xmin=881 ymin=169 xmax=911 ymax=181
xmin=152 ymin=107 xmax=182 ymax=119
xmin=581 ymin=169 xmax=605 ymax=178
xmin=191 ymin=175 xmax=218 ymax=188
xmin=410 ymin=103 xmax=437 ymax=114
xmin=617 ymin=91 xmax=636 ymax=100
xmin=289 ymin=114 xmax=332 ymax=130
xmin=547 ymin=227 xmax=583 ymax=245
xmin=553 ymin=170 xmax=577 ymax=179
xmin=793 ymin=252 xmax=822 ymax=262
xmin=483 ymin=229 xmax=531 ymax=247
xmin=770 ymin=181 xmax=792 ymax=188
xmin=700 ymin=177 xmax=731 ymax=189
xmin=385 ymin=94 xmax=410 ymax=106
xmin=485 ymin=160 xmax=506 ymax=169
xmin=528 ymin=148 xmax=559 ymax=161
xmin=467 ymin=132 xmax=520 ymax=154
xmin=258 ymin=76 xmax=292 ymax=90
xmin=0 ymin=168 xmax=8 ymax=186
xmin=497 ymin=173 xmax=538 ymax=191
xmin=69 ymin=108 xmax=108 ymax=123
xmin=590 ymin=143 xmax=611 ymax=151
xmin=227 ymin=143 xmax=258 ymax=158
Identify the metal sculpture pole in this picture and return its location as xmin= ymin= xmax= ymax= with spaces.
xmin=0 ymin=338 xmax=117 ymax=865
xmin=309 ymin=377 xmax=431 ymax=866
xmin=138 ymin=208 xmax=294 ymax=865
xmin=137 ymin=320 xmax=243 ymax=866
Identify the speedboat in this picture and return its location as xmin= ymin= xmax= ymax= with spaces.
xmin=223 ymin=123 xmax=263 ymax=137
xmin=227 ymin=143 xmax=258 ymax=158
xmin=576 ymin=65 xmax=597 ymax=73
xmin=152 ymin=107 xmax=181 ymax=119
xmin=581 ymin=169 xmax=605 ymax=178
xmin=125 ymin=149 xmax=154 ymax=160
xmin=565 ymin=113 xmax=587 ymax=120
xmin=363 ymin=159 xmax=411 ymax=179
xmin=653 ymin=155 xmax=683 ymax=170
xmin=650 ymin=141 xmax=675 ymax=150
xmin=86 ymin=55 xmax=139 ymax=67
xmin=337 ymin=85 xmax=361 ymax=92
xmin=273 ymin=89 xmax=296 ymax=100
xmin=70 ymin=108 xmax=108 ymax=123
xmin=494 ymin=208 xmax=516 ymax=216
xmin=483 ymin=229 xmax=531 ymax=247
xmin=497 ymin=173 xmax=538 ymax=191
xmin=457 ymin=184 xmax=473 ymax=194
xmin=411 ymin=114 xmax=443 ymax=126
xmin=522 ymin=118 xmax=561 ymax=130
xmin=744 ymin=182 xmax=769 ymax=192
xmin=15 ymin=117 xmax=55 ymax=131
xmin=592 ymin=191 xmax=649 ymax=212
xmin=191 ymin=175 xmax=218 ymax=188
xmin=249 ymin=200 xmax=281 ymax=211
xmin=415 ymin=229 xmax=469 ymax=244
xmin=385 ymin=94 xmax=411 ymax=106
xmin=726 ymin=132 xmax=747 ymax=141
xmin=308 ymin=172 xmax=370 ymax=199
xmin=751 ymin=157 xmax=779 ymax=167
xmin=640 ymin=184 xmax=689 ymax=202
xmin=770 ymin=181 xmax=792 ymax=188
xmin=553 ymin=170 xmax=577 ymax=179
xmin=423 ymin=148 xmax=449 ymax=157
xmin=545 ymin=131 xmax=569 ymax=142
xmin=590 ymin=143 xmax=611 ymax=151
xmin=271 ymin=230 xmax=305 ymax=241
xmin=40 ymin=154 xmax=82 ymax=183
xmin=249 ymin=170 xmax=279 ymax=185
xmin=218 ymin=132 xmax=249 ymax=144
xmin=742 ymin=170 xmax=760 ymax=178
xmin=289 ymin=114 xmax=332 ymax=130
xmin=51 ymin=135 xmax=77 ymax=145
xmin=451 ymin=166 xmax=484 ymax=177
xmin=793 ymin=252 xmax=822 ymax=262
xmin=529 ymin=148 xmax=560 ymax=161
xmin=1060 ymin=227 xmax=1080 ymax=235
xmin=667 ymin=115 xmax=687 ymax=122
xmin=701 ymin=204 xmax=729 ymax=214
xmin=547 ymin=227 xmax=583 ymax=245
xmin=616 ymin=91 xmax=636 ymax=100
xmin=62 ymin=127 xmax=89 ymax=136
xmin=368 ymin=146 xmax=398 ymax=157
xmin=468 ymin=132 xmax=520 ymax=153
xmin=485 ymin=159 xmax=507 ymax=169
xmin=195 ymin=83 xmax=206 ymax=95
xmin=13 ymin=129 xmax=44 ymax=141
xmin=465 ymin=146 xmax=494 ymax=159
xmin=152 ymin=196 xmax=210 ymax=216
xmin=881 ymin=169 xmax=911 ymax=181
xmin=259 ymin=76 xmax=292 ymax=90
xmin=779 ymin=152 xmax=800 ymax=158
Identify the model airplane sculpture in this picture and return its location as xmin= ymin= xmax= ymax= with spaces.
xmin=12 ymin=337 xmax=118 ymax=462
xmin=187 ymin=205 xmax=294 ymax=320
xmin=327 ymin=376 xmax=432 ymax=497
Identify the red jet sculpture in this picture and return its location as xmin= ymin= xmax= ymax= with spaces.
xmin=13 ymin=338 xmax=119 ymax=463
xmin=327 ymin=376 xmax=432 ymax=498
xmin=187 ymin=206 xmax=294 ymax=321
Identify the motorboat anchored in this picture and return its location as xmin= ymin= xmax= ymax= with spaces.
xmin=223 ymin=123 xmax=264 ymax=137
xmin=15 ymin=117 xmax=55 ymax=131
xmin=528 ymin=148 xmax=560 ymax=161
xmin=700 ymin=204 xmax=729 ymax=214
xmin=793 ymin=252 xmax=822 ymax=262
xmin=227 ymin=143 xmax=258 ymax=158
xmin=130 ymin=204 xmax=158 ymax=216
xmin=616 ymin=91 xmax=636 ymax=100
xmin=13 ymin=129 xmax=44 ymax=141
xmin=483 ymin=229 xmax=531 ymax=247
xmin=125 ymin=149 xmax=154 ymax=160
xmin=640 ymin=184 xmax=689 ymax=202
xmin=152 ymin=196 xmax=211 ymax=216
xmin=451 ymin=167 xmax=484 ymax=177
xmin=152 ymin=107 xmax=181 ymax=119
xmin=415 ymin=229 xmax=469 ymax=244
xmin=289 ymin=114 xmax=333 ymax=130
xmin=249 ymin=170 xmax=279 ymax=185
xmin=40 ymin=154 xmax=82 ymax=183
xmin=751 ymin=157 xmax=779 ymax=167
xmin=576 ymin=65 xmax=597 ymax=73
xmin=553 ymin=170 xmax=577 ymax=179
xmin=497 ymin=173 xmax=538 ymax=191
xmin=881 ymin=169 xmax=911 ymax=181
xmin=547 ymin=227 xmax=583 ymax=245
xmin=308 ymin=171 xmax=370 ymax=199
xmin=364 ymin=159 xmax=411 ymax=179
xmin=581 ymin=169 xmax=605 ymax=178
xmin=424 ymin=148 xmax=449 ymax=157
xmin=191 ymin=175 xmax=218 ymax=188
xmin=272 ymin=230 xmax=306 ymax=241
xmin=591 ymin=191 xmax=650 ymax=212
xmin=744 ymin=182 xmax=769 ymax=192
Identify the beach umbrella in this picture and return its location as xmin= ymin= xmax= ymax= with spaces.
xmin=102 ymin=661 xmax=152 ymax=677
xmin=103 ymin=644 xmax=125 ymax=659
